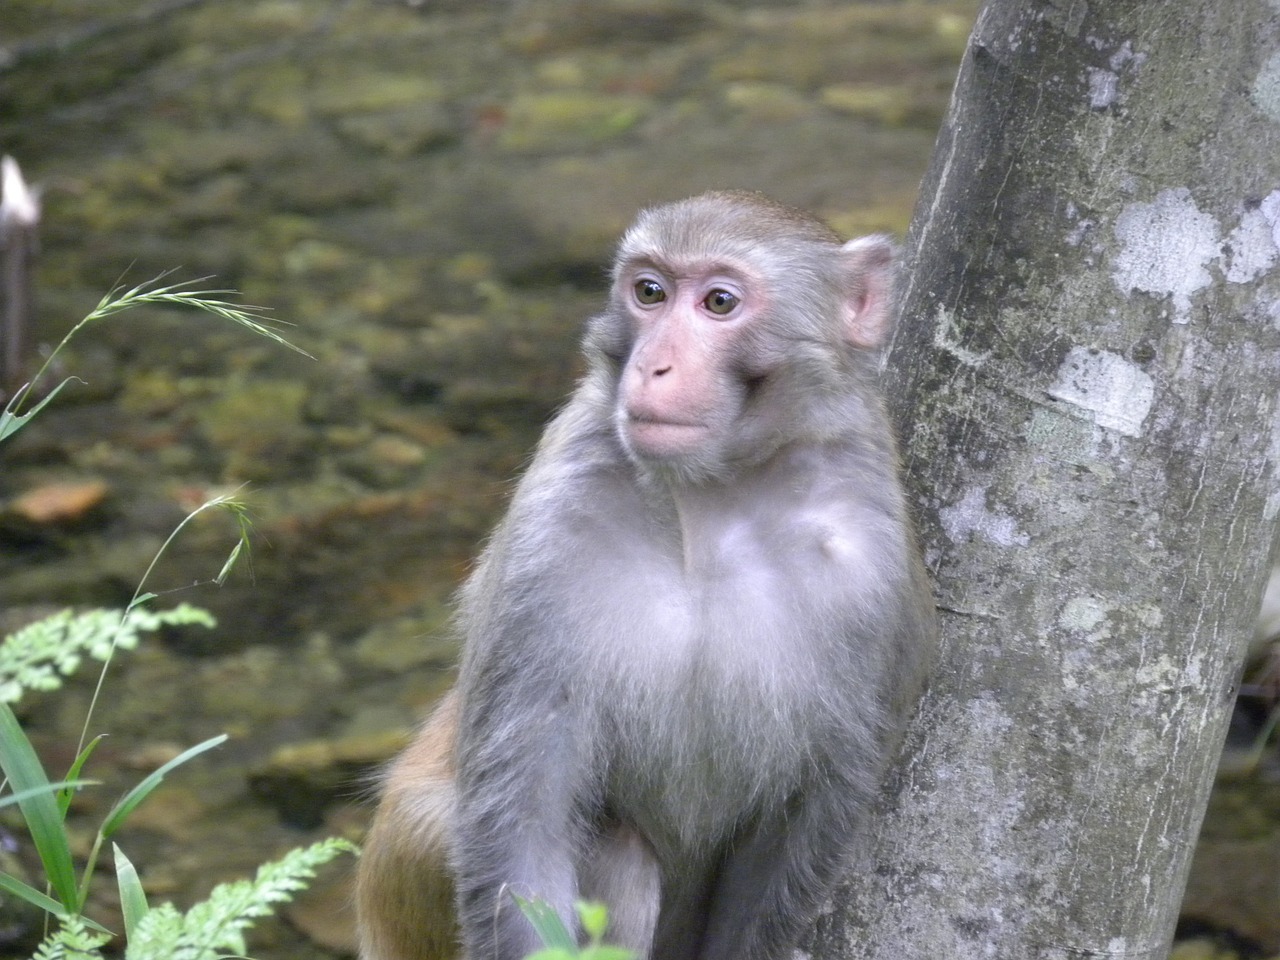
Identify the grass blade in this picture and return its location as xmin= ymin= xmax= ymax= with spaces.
xmin=0 ymin=870 xmax=67 ymax=917
xmin=215 ymin=538 xmax=245 ymax=586
xmin=513 ymin=894 xmax=577 ymax=952
xmin=0 ymin=377 xmax=80 ymax=443
xmin=0 ymin=703 xmax=79 ymax=909
xmin=113 ymin=844 xmax=148 ymax=939
xmin=101 ymin=734 xmax=226 ymax=838
xmin=0 ymin=872 xmax=113 ymax=935
xmin=59 ymin=736 xmax=106 ymax=817
xmin=0 ymin=780 xmax=97 ymax=810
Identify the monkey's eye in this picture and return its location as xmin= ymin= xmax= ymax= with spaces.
xmin=634 ymin=279 xmax=666 ymax=305
xmin=703 ymin=289 xmax=739 ymax=316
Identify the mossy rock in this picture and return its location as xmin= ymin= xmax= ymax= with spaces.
xmin=495 ymin=92 xmax=650 ymax=153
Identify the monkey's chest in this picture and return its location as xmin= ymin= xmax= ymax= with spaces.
xmin=598 ymin=520 xmax=850 ymax=855
xmin=602 ymin=626 xmax=815 ymax=857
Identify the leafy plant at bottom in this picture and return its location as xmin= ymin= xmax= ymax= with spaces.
xmin=23 ymin=840 xmax=354 ymax=960
xmin=30 ymin=915 xmax=110 ymax=960
xmin=110 ymin=838 xmax=356 ymax=960
xmin=515 ymin=897 xmax=635 ymax=960
xmin=0 ymin=276 xmax=353 ymax=958
xmin=0 ymin=605 xmax=214 ymax=704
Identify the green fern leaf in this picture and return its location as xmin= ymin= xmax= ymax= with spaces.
xmin=31 ymin=915 xmax=110 ymax=960
xmin=124 ymin=838 xmax=354 ymax=960
xmin=0 ymin=605 xmax=215 ymax=703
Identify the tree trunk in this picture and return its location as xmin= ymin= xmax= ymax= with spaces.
xmin=819 ymin=1 xmax=1280 ymax=958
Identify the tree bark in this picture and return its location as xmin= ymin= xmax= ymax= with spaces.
xmin=819 ymin=1 xmax=1280 ymax=958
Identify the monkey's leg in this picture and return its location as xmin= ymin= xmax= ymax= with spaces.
xmin=697 ymin=788 xmax=869 ymax=960
xmin=578 ymin=822 xmax=661 ymax=957
xmin=357 ymin=695 xmax=461 ymax=960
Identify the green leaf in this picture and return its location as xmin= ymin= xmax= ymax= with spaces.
xmin=513 ymin=894 xmax=577 ymax=952
xmin=0 ymin=378 xmax=79 ymax=443
xmin=214 ymin=539 xmax=244 ymax=586
xmin=0 ymin=872 xmax=114 ymax=936
xmin=0 ymin=869 xmax=73 ymax=918
xmin=0 ymin=703 xmax=79 ymax=909
xmin=0 ymin=606 xmax=215 ymax=705
xmin=32 ymin=913 xmax=114 ymax=956
xmin=60 ymin=737 xmax=106 ymax=817
xmin=113 ymin=844 xmax=149 ymax=939
xmin=577 ymin=901 xmax=609 ymax=941
xmin=101 ymin=734 xmax=227 ymax=838
xmin=124 ymin=837 xmax=354 ymax=958
xmin=0 ymin=780 xmax=96 ymax=811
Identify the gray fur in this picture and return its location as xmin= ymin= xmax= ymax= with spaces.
xmin=440 ymin=192 xmax=934 ymax=960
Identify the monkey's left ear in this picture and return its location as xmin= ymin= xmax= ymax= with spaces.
xmin=839 ymin=235 xmax=898 ymax=349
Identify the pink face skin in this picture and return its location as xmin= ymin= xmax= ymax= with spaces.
xmin=614 ymin=258 xmax=764 ymax=463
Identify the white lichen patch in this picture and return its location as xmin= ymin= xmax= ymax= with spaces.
xmin=932 ymin=305 xmax=990 ymax=367
xmin=938 ymin=485 xmax=1029 ymax=547
xmin=1081 ymin=38 xmax=1145 ymax=110
xmin=1226 ymin=190 xmax=1280 ymax=283
xmin=1108 ymin=40 xmax=1146 ymax=73
xmin=1253 ymin=51 xmax=1280 ymax=125
xmin=1087 ymin=67 xmax=1118 ymax=109
xmin=1134 ymin=652 xmax=1203 ymax=694
xmin=1112 ymin=188 xmax=1220 ymax=322
xmin=1136 ymin=604 xmax=1163 ymax=629
xmin=1058 ymin=595 xmax=1110 ymax=637
xmin=1047 ymin=347 xmax=1154 ymax=437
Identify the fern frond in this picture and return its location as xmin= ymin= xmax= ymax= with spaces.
xmin=124 ymin=903 xmax=185 ymax=960
xmin=125 ymin=838 xmax=355 ymax=960
xmin=31 ymin=915 xmax=111 ymax=960
xmin=0 ymin=605 xmax=215 ymax=703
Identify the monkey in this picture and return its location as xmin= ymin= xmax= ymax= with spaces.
xmin=358 ymin=690 xmax=460 ymax=960
xmin=357 ymin=190 xmax=936 ymax=960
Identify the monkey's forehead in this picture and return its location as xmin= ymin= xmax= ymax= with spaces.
xmin=624 ymin=193 xmax=842 ymax=253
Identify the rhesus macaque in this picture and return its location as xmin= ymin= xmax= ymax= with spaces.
xmin=357 ymin=191 xmax=935 ymax=960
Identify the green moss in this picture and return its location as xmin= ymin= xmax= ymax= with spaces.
xmin=820 ymin=84 xmax=918 ymax=126
xmin=496 ymin=92 xmax=649 ymax=152
xmin=196 ymin=380 xmax=311 ymax=480
xmin=312 ymin=74 xmax=445 ymax=115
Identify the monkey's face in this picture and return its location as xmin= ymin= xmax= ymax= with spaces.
xmin=608 ymin=253 xmax=769 ymax=480
xmin=588 ymin=192 xmax=898 ymax=486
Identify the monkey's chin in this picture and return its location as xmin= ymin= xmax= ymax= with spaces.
xmin=622 ymin=418 xmax=711 ymax=461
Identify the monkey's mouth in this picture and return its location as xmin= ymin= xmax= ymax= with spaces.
xmin=623 ymin=415 xmax=710 ymax=457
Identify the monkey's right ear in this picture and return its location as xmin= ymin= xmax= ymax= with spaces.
xmin=839 ymin=235 xmax=898 ymax=349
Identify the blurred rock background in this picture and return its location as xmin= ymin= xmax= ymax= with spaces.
xmin=0 ymin=1 xmax=1275 ymax=957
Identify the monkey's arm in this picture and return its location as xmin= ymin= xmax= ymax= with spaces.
xmin=449 ymin=405 xmax=647 ymax=960
xmin=450 ymin=544 xmax=604 ymax=960
xmin=452 ymin=681 xmax=596 ymax=959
